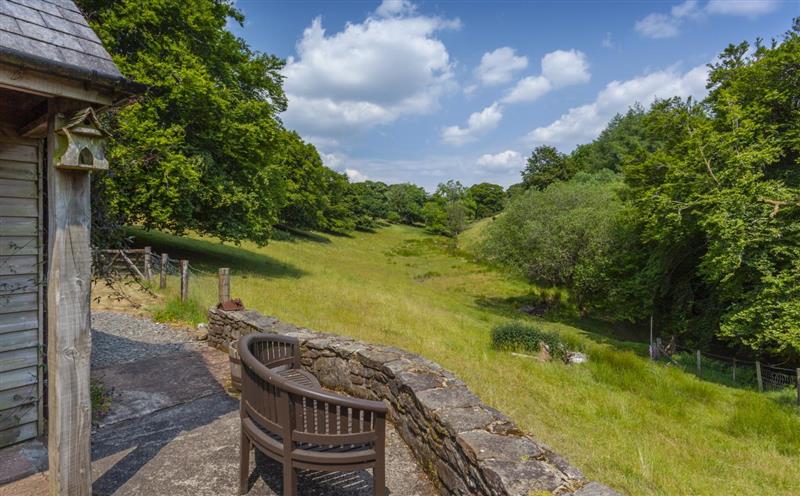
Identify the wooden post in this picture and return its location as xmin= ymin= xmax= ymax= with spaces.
xmin=143 ymin=246 xmax=153 ymax=282
xmin=756 ymin=361 xmax=763 ymax=392
xmin=160 ymin=253 xmax=168 ymax=289
xmin=732 ymin=358 xmax=736 ymax=383
xmin=180 ymin=260 xmax=189 ymax=303
xmin=218 ymin=267 xmax=230 ymax=304
xmin=796 ymin=369 xmax=800 ymax=405
xmin=649 ymin=315 xmax=654 ymax=360
xmin=47 ymin=106 xmax=92 ymax=495
xmin=696 ymin=350 xmax=702 ymax=375
xmin=655 ymin=337 xmax=662 ymax=360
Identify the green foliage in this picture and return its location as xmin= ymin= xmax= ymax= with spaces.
xmin=80 ymin=0 xmax=288 ymax=245
xmin=386 ymin=183 xmax=428 ymax=225
xmin=349 ymin=180 xmax=390 ymax=229
xmin=276 ymin=131 xmax=331 ymax=230
xmin=423 ymin=180 xmax=477 ymax=237
xmin=486 ymin=21 xmax=800 ymax=356
xmin=467 ymin=182 xmax=505 ymax=218
xmin=152 ymin=296 xmax=206 ymax=326
xmin=521 ymin=145 xmax=574 ymax=190
xmin=491 ymin=321 xmax=568 ymax=361
xmin=570 ymin=104 xmax=650 ymax=173
xmin=617 ymin=25 xmax=800 ymax=354
xmin=90 ymin=378 xmax=113 ymax=424
xmin=481 ymin=171 xmax=648 ymax=318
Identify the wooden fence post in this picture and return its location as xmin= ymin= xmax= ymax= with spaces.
xmin=696 ymin=350 xmax=702 ymax=375
xmin=143 ymin=246 xmax=152 ymax=282
xmin=180 ymin=260 xmax=189 ymax=303
xmin=796 ymin=368 xmax=799 ymax=406
xmin=756 ymin=361 xmax=763 ymax=392
xmin=218 ymin=268 xmax=230 ymax=304
xmin=732 ymin=358 xmax=736 ymax=383
xmin=655 ymin=337 xmax=662 ymax=360
xmin=160 ymin=253 xmax=168 ymax=289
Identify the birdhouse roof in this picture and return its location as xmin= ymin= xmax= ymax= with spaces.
xmin=59 ymin=107 xmax=110 ymax=136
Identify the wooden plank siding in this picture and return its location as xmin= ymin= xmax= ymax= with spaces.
xmin=0 ymin=135 xmax=42 ymax=448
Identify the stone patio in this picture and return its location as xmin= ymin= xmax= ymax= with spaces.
xmin=0 ymin=312 xmax=435 ymax=496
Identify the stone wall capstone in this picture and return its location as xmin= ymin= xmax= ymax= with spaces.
xmin=207 ymin=307 xmax=620 ymax=496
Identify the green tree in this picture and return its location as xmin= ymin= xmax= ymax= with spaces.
xmin=386 ymin=183 xmax=427 ymax=225
xmin=467 ymin=182 xmax=505 ymax=218
xmin=79 ymin=0 xmax=288 ymax=244
xmin=349 ymin=181 xmax=389 ymax=229
xmin=622 ymin=25 xmax=800 ymax=353
xmin=481 ymin=171 xmax=645 ymax=316
xmin=569 ymin=104 xmax=649 ymax=173
xmin=318 ymin=168 xmax=356 ymax=233
xmin=277 ymin=131 xmax=329 ymax=230
xmin=521 ymin=145 xmax=572 ymax=190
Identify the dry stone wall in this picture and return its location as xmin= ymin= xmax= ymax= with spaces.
xmin=208 ymin=307 xmax=620 ymax=496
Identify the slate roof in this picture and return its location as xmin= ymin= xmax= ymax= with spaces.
xmin=0 ymin=0 xmax=141 ymax=93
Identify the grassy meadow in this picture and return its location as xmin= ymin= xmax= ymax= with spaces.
xmin=130 ymin=223 xmax=800 ymax=495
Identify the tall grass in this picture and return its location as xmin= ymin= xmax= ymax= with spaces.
xmin=133 ymin=224 xmax=800 ymax=495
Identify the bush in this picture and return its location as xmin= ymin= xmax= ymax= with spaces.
xmin=491 ymin=321 xmax=568 ymax=361
xmin=153 ymin=297 xmax=206 ymax=326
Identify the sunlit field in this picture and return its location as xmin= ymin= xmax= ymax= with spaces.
xmin=131 ymin=224 xmax=800 ymax=496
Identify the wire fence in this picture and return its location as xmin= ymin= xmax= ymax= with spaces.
xmin=652 ymin=339 xmax=800 ymax=403
xmin=92 ymin=246 xmax=220 ymax=305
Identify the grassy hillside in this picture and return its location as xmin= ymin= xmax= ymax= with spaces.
xmin=131 ymin=224 xmax=800 ymax=495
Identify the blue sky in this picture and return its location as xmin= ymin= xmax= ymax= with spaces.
xmin=230 ymin=0 xmax=797 ymax=189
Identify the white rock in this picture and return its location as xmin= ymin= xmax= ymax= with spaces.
xmin=567 ymin=352 xmax=589 ymax=364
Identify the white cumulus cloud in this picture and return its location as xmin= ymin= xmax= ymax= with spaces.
xmin=281 ymin=5 xmax=458 ymax=137
xmin=502 ymin=49 xmax=589 ymax=104
xmin=635 ymin=13 xmax=681 ymax=38
xmin=503 ymin=76 xmax=552 ymax=104
xmin=541 ymin=49 xmax=591 ymax=87
xmin=635 ymin=0 xmax=781 ymax=39
xmin=345 ymin=168 xmax=368 ymax=182
xmin=474 ymin=47 xmax=529 ymax=86
xmin=442 ymin=103 xmax=503 ymax=146
xmin=476 ymin=150 xmax=523 ymax=170
xmin=374 ymin=0 xmax=416 ymax=18
xmin=525 ymin=64 xmax=709 ymax=148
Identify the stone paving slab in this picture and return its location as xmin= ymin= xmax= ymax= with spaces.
xmin=92 ymin=345 xmax=229 ymax=427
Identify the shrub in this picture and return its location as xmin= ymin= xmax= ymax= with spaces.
xmin=91 ymin=378 xmax=113 ymax=424
xmin=153 ymin=297 xmax=206 ymax=326
xmin=491 ymin=321 xmax=568 ymax=361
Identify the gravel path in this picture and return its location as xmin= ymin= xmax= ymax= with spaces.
xmin=91 ymin=312 xmax=199 ymax=368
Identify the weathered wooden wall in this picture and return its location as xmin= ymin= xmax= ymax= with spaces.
xmin=0 ymin=133 xmax=44 ymax=448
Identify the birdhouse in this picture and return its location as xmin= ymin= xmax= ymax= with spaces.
xmin=54 ymin=107 xmax=111 ymax=171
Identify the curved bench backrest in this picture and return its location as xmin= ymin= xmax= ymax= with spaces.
xmin=240 ymin=333 xmax=388 ymax=454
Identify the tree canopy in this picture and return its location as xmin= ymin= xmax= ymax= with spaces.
xmin=484 ymin=21 xmax=800 ymax=357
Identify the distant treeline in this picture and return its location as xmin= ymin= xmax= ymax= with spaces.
xmin=79 ymin=0 xmax=505 ymax=244
xmin=481 ymin=21 xmax=800 ymax=359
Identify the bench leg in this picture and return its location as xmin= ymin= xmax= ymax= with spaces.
xmin=373 ymin=462 xmax=385 ymax=496
xmin=283 ymin=462 xmax=297 ymax=496
xmin=239 ymin=431 xmax=251 ymax=495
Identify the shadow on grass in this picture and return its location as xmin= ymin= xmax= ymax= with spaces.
xmin=127 ymin=227 xmax=307 ymax=279
xmin=474 ymin=293 xmax=649 ymax=355
xmin=274 ymin=225 xmax=333 ymax=244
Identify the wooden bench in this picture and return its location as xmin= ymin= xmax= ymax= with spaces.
xmin=238 ymin=333 xmax=387 ymax=495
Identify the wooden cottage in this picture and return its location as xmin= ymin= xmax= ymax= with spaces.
xmin=0 ymin=1 xmax=142 ymax=493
